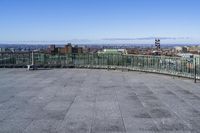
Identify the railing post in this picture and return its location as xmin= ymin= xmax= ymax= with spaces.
xmin=107 ymin=54 xmax=109 ymax=70
xmin=194 ymin=58 xmax=197 ymax=83
xmin=32 ymin=51 xmax=34 ymax=65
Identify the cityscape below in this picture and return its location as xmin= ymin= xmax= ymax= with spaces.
xmin=1 ymin=40 xmax=200 ymax=58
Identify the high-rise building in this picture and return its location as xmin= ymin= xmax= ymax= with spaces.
xmin=64 ymin=43 xmax=72 ymax=54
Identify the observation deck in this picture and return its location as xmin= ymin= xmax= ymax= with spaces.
xmin=0 ymin=69 xmax=200 ymax=132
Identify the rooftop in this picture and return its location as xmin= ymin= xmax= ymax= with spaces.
xmin=0 ymin=69 xmax=200 ymax=132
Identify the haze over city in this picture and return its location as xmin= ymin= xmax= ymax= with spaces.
xmin=0 ymin=0 xmax=200 ymax=44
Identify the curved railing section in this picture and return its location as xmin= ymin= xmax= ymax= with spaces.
xmin=0 ymin=52 xmax=200 ymax=79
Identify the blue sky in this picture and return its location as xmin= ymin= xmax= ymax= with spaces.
xmin=0 ymin=0 xmax=200 ymax=44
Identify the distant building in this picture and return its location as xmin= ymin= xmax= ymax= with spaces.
xmin=174 ymin=46 xmax=183 ymax=53
xmin=173 ymin=46 xmax=188 ymax=53
xmin=57 ymin=47 xmax=66 ymax=54
xmin=64 ymin=44 xmax=72 ymax=54
xmin=48 ymin=45 xmax=56 ymax=54
xmin=72 ymin=45 xmax=83 ymax=54
xmin=47 ymin=43 xmax=83 ymax=55
xmin=182 ymin=46 xmax=188 ymax=53
xmin=98 ymin=49 xmax=127 ymax=55
xmin=0 ymin=48 xmax=5 ymax=52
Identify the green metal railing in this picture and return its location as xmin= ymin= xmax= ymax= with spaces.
xmin=0 ymin=52 xmax=200 ymax=80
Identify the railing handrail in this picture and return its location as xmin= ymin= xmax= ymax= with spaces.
xmin=0 ymin=53 xmax=200 ymax=81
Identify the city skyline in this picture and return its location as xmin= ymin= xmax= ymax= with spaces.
xmin=0 ymin=0 xmax=200 ymax=44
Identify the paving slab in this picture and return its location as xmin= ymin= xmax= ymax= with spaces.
xmin=0 ymin=69 xmax=200 ymax=133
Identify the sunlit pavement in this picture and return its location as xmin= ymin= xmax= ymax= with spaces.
xmin=0 ymin=69 xmax=200 ymax=133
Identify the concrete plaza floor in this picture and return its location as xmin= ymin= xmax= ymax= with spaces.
xmin=0 ymin=69 xmax=200 ymax=133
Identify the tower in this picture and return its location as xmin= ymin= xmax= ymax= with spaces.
xmin=155 ymin=39 xmax=161 ymax=50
